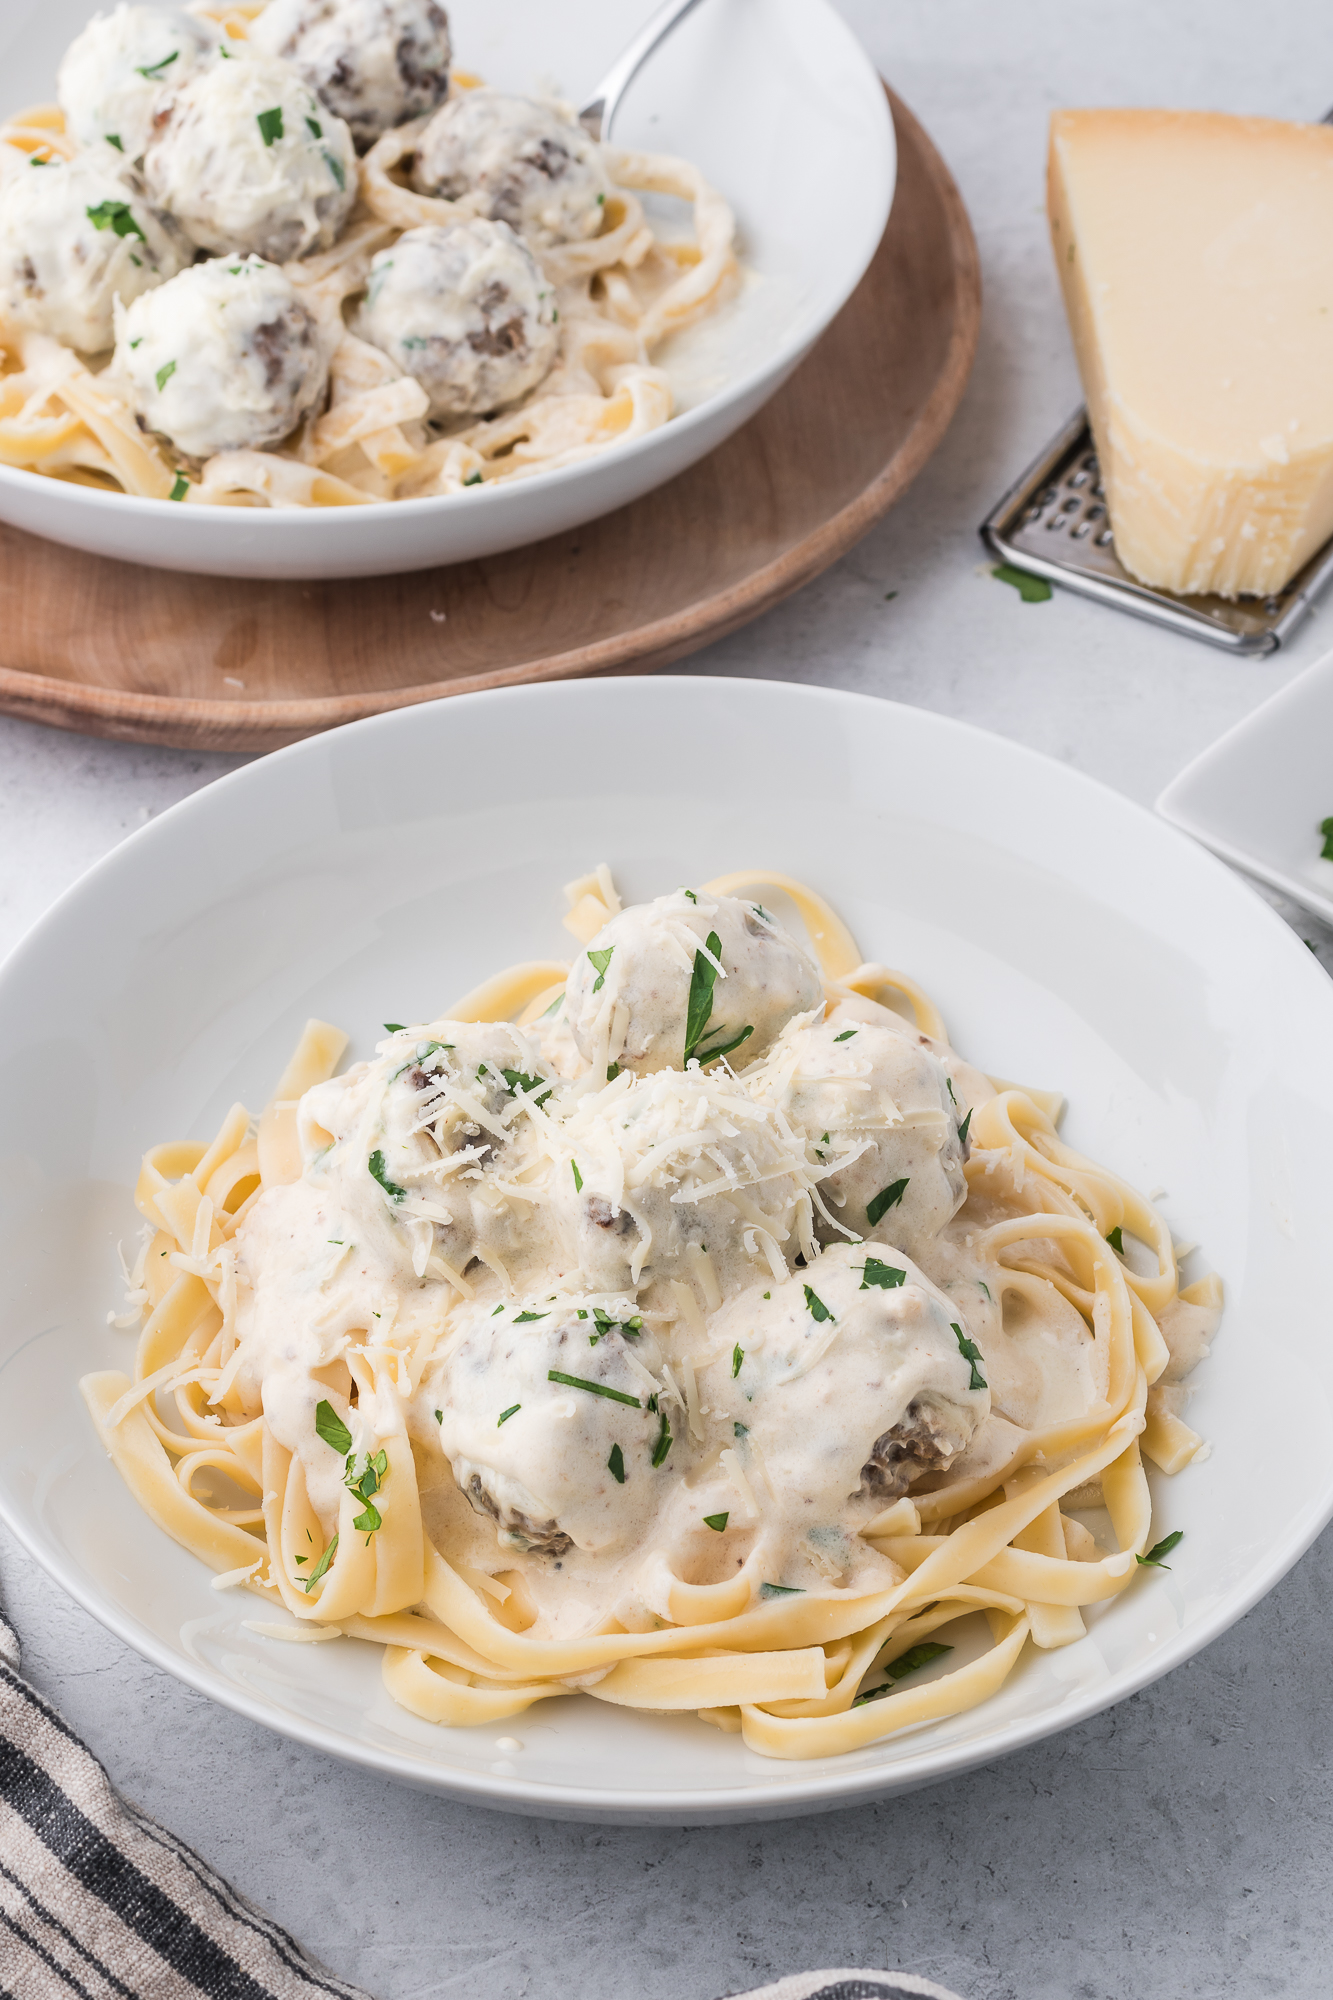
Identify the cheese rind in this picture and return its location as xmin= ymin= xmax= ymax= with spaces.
xmin=1048 ymin=108 xmax=1333 ymax=599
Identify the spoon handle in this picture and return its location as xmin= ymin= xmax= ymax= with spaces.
xmin=579 ymin=0 xmax=712 ymax=142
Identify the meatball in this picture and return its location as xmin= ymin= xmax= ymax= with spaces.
xmin=707 ymin=1243 xmax=989 ymax=1514
xmin=774 ymin=1015 xmax=968 ymax=1255
xmin=565 ymin=889 xmax=824 ymax=1079
xmin=355 ymin=219 xmax=558 ymax=420
xmin=250 ymin=0 xmax=451 ymax=152
xmin=0 ymin=154 xmax=188 ymax=354
xmin=413 ymin=90 xmax=611 ymax=249
xmin=434 ymin=1301 xmax=669 ymax=1555
xmin=57 ymin=3 xmax=213 ymax=162
xmin=114 ymin=256 xmax=327 ymax=458
xmin=143 ymin=49 xmax=357 ymax=261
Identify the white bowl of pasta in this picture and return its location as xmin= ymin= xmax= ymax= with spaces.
xmin=2 ymin=676 xmax=1333 ymax=1823
xmin=0 ymin=0 xmax=894 ymax=579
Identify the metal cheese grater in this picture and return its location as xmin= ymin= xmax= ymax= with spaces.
xmin=980 ymin=408 xmax=1333 ymax=655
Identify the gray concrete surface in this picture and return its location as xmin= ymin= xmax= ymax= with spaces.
xmin=3 ymin=3 xmax=1331 ymax=1994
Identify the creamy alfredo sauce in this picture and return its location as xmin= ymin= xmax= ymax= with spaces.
xmin=231 ymin=888 xmax=1107 ymax=1638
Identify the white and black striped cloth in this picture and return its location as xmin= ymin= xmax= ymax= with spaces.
xmin=0 ymin=1597 xmax=964 ymax=2000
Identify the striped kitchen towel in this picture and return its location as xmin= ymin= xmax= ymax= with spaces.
xmin=0 ymin=1595 xmax=965 ymax=2000
xmin=0 ymin=1601 xmax=369 ymax=1999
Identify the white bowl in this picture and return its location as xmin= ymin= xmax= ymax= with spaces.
xmin=0 ymin=0 xmax=894 ymax=579
xmin=1156 ymin=643 xmax=1333 ymax=928
xmin=4 ymin=677 xmax=1331 ymax=1824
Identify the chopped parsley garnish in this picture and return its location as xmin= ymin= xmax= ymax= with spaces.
xmin=834 ymin=1029 xmax=856 ymax=1043
xmin=135 ymin=49 xmax=178 ymax=77
xmin=368 ymin=1148 xmax=407 ymax=1201
xmin=514 ymin=1310 xmax=548 ymax=1323
xmin=946 ymin=1077 xmax=957 ymax=1104
xmin=492 ymin=1305 xmax=503 ymax=1316
xmin=979 ymin=1281 xmax=992 ymax=1300
xmin=463 ymin=469 xmax=483 ymax=486
xmin=952 ymin=1322 xmax=987 ymax=1391
xmin=683 ymin=889 xmax=697 ymax=902
xmin=257 ymin=106 xmax=285 ymax=146
xmin=682 ymin=931 xmax=722 ymax=1064
xmin=759 ymin=1583 xmax=803 ymax=1600
xmin=306 ymin=114 xmax=323 ymax=137
xmin=106 ymin=134 xmax=123 ymax=150
xmin=324 ymin=149 xmax=344 ymax=189
xmin=593 ymin=1306 xmax=642 ymax=1341
xmin=86 ymin=199 xmax=145 ymax=241
xmin=497 ymin=1404 xmax=520 ymax=1426
xmin=541 ymin=991 xmax=564 ymax=1017
xmin=703 ymin=1512 xmax=729 ymax=1532
xmin=866 ymin=1178 xmax=909 ymax=1226
xmin=344 ymin=1448 xmax=387 ymax=1532
xmin=434 ymin=1409 xmax=442 ymax=1422
xmin=315 ymin=1400 xmax=353 ymax=1455
xmin=731 ymin=1343 xmax=744 ymax=1378
xmin=155 ymin=360 xmax=176 ymax=392
xmin=383 ymin=1022 xmax=406 ymax=1033
xmin=854 ymin=1642 xmax=953 ymax=1700
xmin=501 ymin=1066 xmax=552 ymax=1106
xmin=992 ymin=562 xmax=1052 ymax=603
xmin=129 ymin=338 xmax=143 ymax=348
xmin=1107 ymin=1225 xmax=1124 ymax=1254
xmin=300 ymin=1533 xmax=338 ymax=1592
xmin=606 ymin=1062 xmax=620 ymax=1082
xmin=651 ymin=1409 xmax=673 ymax=1466
xmin=733 ymin=1421 xmax=748 ymax=1438
xmin=957 ymin=1109 xmax=972 ymax=1147
xmin=1137 ymin=1530 xmax=1183 ymax=1570
xmin=860 ymin=1257 xmax=906 ymax=1290
xmin=1319 ymin=816 xmax=1333 ymax=861
xmin=169 ymin=474 xmax=189 ymax=501
xmin=762 ymin=1291 xmax=770 ymax=1300
xmin=693 ymin=1023 xmax=754 ymax=1066
xmin=548 ymin=1370 xmax=640 ymax=1408
xmin=752 ymin=904 xmax=772 ymax=922
xmin=570 ymin=1159 xmax=583 ymax=1193
xmin=803 ymin=1285 xmax=832 ymax=1323
xmin=587 ymin=945 xmax=614 ymax=992
xmin=608 ymin=1443 xmax=625 ymax=1484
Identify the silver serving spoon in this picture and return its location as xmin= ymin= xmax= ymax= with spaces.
xmin=579 ymin=0 xmax=711 ymax=142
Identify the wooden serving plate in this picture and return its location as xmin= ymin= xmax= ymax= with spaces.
xmin=0 ymin=88 xmax=980 ymax=752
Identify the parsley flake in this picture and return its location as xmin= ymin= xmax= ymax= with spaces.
xmin=549 ymin=1370 xmax=640 ymax=1408
xmin=315 ymin=1400 xmax=353 ymax=1454
xmin=854 ymin=1642 xmax=953 ymax=1700
xmin=952 ymin=1322 xmax=987 ymax=1391
xmin=86 ymin=199 xmax=145 ymax=241
xmin=501 ymin=1066 xmax=552 ymax=1106
xmin=498 ymin=1403 xmax=520 ymax=1426
xmin=834 ymin=1028 xmax=856 ymax=1043
xmin=861 ymin=1257 xmax=906 ymax=1290
xmin=383 ymin=1022 xmax=406 ymax=1033
xmin=306 ymin=114 xmax=323 ymax=137
xmin=587 ymin=945 xmax=614 ymax=992
xmin=169 ymin=474 xmax=189 ymax=501
xmin=300 ymin=1533 xmax=338 ymax=1592
xmin=759 ymin=1583 xmax=803 ymax=1599
xmin=257 ymin=106 xmax=284 ymax=146
xmin=683 ymin=889 xmax=697 ymax=903
xmin=106 ymin=133 xmax=123 ymax=151
xmin=324 ymin=149 xmax=344 ymax=189
xmin=434 ymin=1409 xmax=443 ymax=1423
xmin=463 ymin=469 xmax=483 ymax=486
xmin=1321 ymin=816 xmax=1333 ymax=861
xmin=155 ymin=360 xmax=176 ymax=393
xmin=368 ymin=1148 xmax=407 ymax=1202
xmin=992 ymin=562 xmax=1052 ymax=603
xmin=703 ymin=1512 xmax=729 ymax=1533
xmin=135 ymin=49 xmax=178 ymax=77
xmin=608 ymin=1442 xmax=626 ymax=1483
xmin=606 ymin=1062 xmax=620 ymax=1082
xmin=1137 ymin=1530 xmax=1183 ymax=1570
xmin=1107 ymin=1226 xmax=1125 ymax=1254
xmin=683 ymin=931 xmax=722 ymax=1064
xmin=803 ymin=1285 xmax=832 ymax=1323
xmin=731 ymin=1343 xmax=744 ymax=1377
xmin=514 ymin=1311 xmax=548 ymax=1323
xmin=571 ymin=1159 xmax=583 ymax=1192
xmin=957 ymin=1109 xmax=972 ymax=1147
xmin=866 ymin=1178 xmax=909 ymax=1226
xmin=734 ymin=1421 xmax=748 ymax=1438
xmin=693 ymin=1024 xmax=754 ymax=1066
xmin=651 ymin=1408 xmax=673 ymax=1466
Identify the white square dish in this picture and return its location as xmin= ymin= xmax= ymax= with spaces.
xmin=1156 ymin=644 xmax=1333 ymax=927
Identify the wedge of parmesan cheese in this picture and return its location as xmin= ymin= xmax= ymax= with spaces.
xmin=1048 ymin=109 xmax=1333 ymax=598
